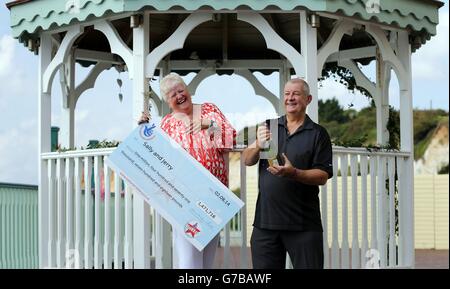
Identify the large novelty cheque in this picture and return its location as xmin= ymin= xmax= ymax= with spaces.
xmin=105 ymin=122 xmax=244 ymax=251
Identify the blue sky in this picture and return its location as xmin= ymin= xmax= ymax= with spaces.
xmin=0 ymin=1 xmax=448 ymax=184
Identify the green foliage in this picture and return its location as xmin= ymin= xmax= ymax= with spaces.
xmin=232 ymin=187 xmax=241 ymax=198
xmin=318 ymin=98 xmax=350 ymax=123
xmin=438 ymin=163 xmax=449 ymax=174
xmin=319 ymin=64 xmax=372 ymax=99
xmin=415 ymin=135 xmax=433 ymax=161
xmin=319 ymin=102 xmax=378 ymax=148
xmin=86 ymin=139 xmax=120 ymax=149
xmin=319 ymin=99 xmax=448 ymax=154
xmin=56 ymin=139 xmax=120 ymax=152
xmin=55 ymin=145 xmax=76 ymax=153
xmin=413 ymin=110 xmax=448 ymax=160
xmin=237 ymin=99 xmax=446 ymax=155
xmin=413 ymin=110 xmax=445 ymax=143
xmin=387 ymin=106 xmax=400 ymax=150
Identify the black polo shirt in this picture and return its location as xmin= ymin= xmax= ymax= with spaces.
xmin=253 ymin=114 xmax=333 ymax=232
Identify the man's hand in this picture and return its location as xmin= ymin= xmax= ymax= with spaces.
xmin=256 ymin=124 xmax=271 ymax=149
xmin=267 ymin=153 xmax=296 ymax=178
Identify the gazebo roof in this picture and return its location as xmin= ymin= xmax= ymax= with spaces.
xmin=7 ymin=0 xmax=443 ymax=52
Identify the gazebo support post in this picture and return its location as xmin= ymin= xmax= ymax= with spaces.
xmin=59 ymin=50 xmax=76 ymax=149
xmin=375 ymin=48 xmax=391 ymax=268
xmin=159 ymin=59 xmax=171 ymax=116
xmin=375 ymin=49 xmax=390 ymax=146
xmin=38 ymin=33 xmax=53 ymax=269
xmin=397 ymin=30 xmax=414 ymax=268
xmin=300 ymin=10 xmax=319 ymax=123
xmin=131 ymin=12 xmax=151 ymax=269
xmin=279 ymin=59 xmax=289 ymax=115
xmin=153 ymin=58 xmax=173 ymax=269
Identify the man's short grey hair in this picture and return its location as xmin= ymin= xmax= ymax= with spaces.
xmin=286 ymin=78 xmax=310 ymax=97
xmin=160 ymin=72 xmax=187 ymax=101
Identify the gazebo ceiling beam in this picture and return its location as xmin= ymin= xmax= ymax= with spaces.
xmin=165 ymin=59 xmax=284 ymax=70
xmin=158 ymin=47 xmax=377 ymax=71
xmin=326 ymin=46 xmax=377 ymax=63
xmin=75 ymin=49 xmax=123 ymax=65
xmin=72 ymin=46 xmax=377 ymax=71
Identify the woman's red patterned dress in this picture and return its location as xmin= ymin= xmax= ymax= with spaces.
xmin=160 ymin=103 xmax=236 ymax=186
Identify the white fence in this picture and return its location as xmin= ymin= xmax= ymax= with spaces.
xmin=40 ymin=148 xmax=249 ymax=269
xmin=322 ymin=147 xmax=413 ymax=268
xmin=40 ymin=146 xmax=413 ymax=269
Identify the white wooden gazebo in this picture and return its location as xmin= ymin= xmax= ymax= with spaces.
xmin=7 ymin=0 xmax=443 ymax=269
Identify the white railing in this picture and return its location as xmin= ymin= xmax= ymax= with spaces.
xmin=42 ymin=148 xmax=128 ymax=268
xmin=222 ymin=151 xmax=248 ymax=268
xmin=323 ymin=147 xmax=413 ymax=269
xmin=40 ymin=148 xmax=250 ymax=269
xmin=40 ymin=146 xmax=413 ymax=269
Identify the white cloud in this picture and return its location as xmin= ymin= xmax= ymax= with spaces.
xmin=224 ymin=106 xmax=278 ymax=132
xmin=412 ymin=11 xmax=449 ymax=81
xmin=0 ymin=35 xmax=31 ymax=99
xmin=0 ymin=36 xmax=39 ymax=184
xmin=0 ymin=119 xmax=38 ymax=185
xmin=0 ymin=35 xmax=15 ymax=76
xmin=73 ymin=100 xmax=132 ymax=148
xmin=318 ymin=78 xmax=372 ymax=111
xmin=0 ymin=94 xmax=5 ymax=111
xmin=76 ymin=109 xmax=89 ymax=122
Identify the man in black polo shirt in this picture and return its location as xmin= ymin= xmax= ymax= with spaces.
xmin=242 ymin=78 xmax=333 ymax=269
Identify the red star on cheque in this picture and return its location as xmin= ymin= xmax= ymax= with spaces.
xmin=185 ymin=222 xmax=201 ymax=238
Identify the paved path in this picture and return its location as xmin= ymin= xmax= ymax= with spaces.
xmin=415 ymin=249 xmax=449 ymax=269
xmin=214 ymin=247 xmax=449 ymax=269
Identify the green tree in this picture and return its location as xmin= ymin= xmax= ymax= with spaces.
xmin=319 ymin=98 xmax=349 ymax=123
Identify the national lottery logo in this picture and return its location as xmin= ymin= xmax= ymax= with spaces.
xmin=140 ymin=123 xmax=156 ymax=140
xmin=184 ymin=221 xmax=201 ymax=238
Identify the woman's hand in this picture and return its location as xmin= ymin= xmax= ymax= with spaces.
xmin=173 ymin=112 xmax=211 ymax=134
xmin=185 ymin=118 xmax=211 ymax=134
xmin=138 ymin=112 xmax=150 ymax=125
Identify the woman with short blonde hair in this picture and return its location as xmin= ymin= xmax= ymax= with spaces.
xmin=139 ymin=72 xmax=236 ymax=268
